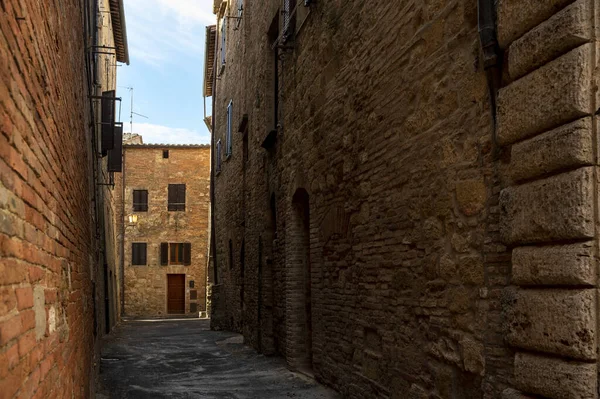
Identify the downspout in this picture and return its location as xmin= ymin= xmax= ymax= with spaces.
xmin=120 ymin=148 xmax=126 ymax=316
xmin=478 ymin=0 xmax=501 ymax=139
xmin=210 ymin=26 xmax=219 ymax=289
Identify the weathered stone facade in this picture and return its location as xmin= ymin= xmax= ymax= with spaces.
xmin=207 ymin=0 xmax=600 ymax=398
xmin=0 ymin=0 xmax=128 ymax=397
xmin=116 ymin=144 xmax=211 ymax=318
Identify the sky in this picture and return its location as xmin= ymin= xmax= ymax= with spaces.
xmin=116 ymin=0 xmax=215 ymax=144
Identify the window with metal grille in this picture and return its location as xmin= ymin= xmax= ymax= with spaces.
xmin=133 ymin=190 xmax=148 ymax=212
xmin=168 ymin=184 xmax=186 ymax=211
xmin=216 ymin=140 xmax=222 ymax=172
xmin=226 ymin=100 xmax=233 ymax=157
xmin=160 ymin=242 xmax=191 ymax=266
xmin=132 ymin=243 xmax=147 ymax=265
xmin=163 ymin=150 xmax=169 ymax=158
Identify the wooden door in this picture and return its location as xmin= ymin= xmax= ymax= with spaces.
xmin=167 ymin=274 xmax=185 ymax=314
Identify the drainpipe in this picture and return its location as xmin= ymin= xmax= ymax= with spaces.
xmin=120 ymin=148 xmax=126 ymax=316
xmin=210 ymin=27 xmax=219 ymax=289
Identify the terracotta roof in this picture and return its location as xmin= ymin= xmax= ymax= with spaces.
xmin=109 ymin=0 xmax=130 ymax=64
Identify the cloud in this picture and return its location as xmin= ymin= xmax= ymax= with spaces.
xmin=124 ymin=0 xmax=215 ymax=67
xmin=126 ymin=122 xmax=210 ymax=145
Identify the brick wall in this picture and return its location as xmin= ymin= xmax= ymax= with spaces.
xmin=117 ymin=146 xmax=211 ymax=317
xmin=0 ymin=0 xmax=124 ymax=397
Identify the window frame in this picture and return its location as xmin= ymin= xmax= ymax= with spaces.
xmin=131 ymin=243 xmax=147 ymax=266
xmin=161 ymin=242 xmax=192 ymax=266
xmin=132 ymin=189 xmax=148 ymax=212
xmin=163 ymin=150 xmax=169 ymax=159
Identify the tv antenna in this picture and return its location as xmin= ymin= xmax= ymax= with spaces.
xmin=120 ymin=86 xmax=149 ymax=133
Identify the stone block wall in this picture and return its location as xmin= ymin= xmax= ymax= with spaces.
xmin=497 ymin=0 xmax=599 ymax=397
xmin=209 ymin=0 xmax=600 ymax=397
xmin=118 ymin=145 xmax=211 ymax=317
xmin=211 ymin=0 xmax=508 ymax=397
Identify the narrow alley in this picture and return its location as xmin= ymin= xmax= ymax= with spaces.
xmin=97 ymin=319 xmax=338 ymax=399
xmin=2 ymin=0 xmax=600 ymax=398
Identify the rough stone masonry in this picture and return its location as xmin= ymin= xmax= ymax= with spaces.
xmin=207 ymin=0 xmax=600 ymax=398
xmin=115 ymin=144 xmax=211 ymax=318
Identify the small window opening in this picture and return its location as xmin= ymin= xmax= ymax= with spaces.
xmin=163 ymin=150 xmax=169 ymax=158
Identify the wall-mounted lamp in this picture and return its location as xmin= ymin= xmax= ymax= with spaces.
xmin=128 ymin=214 xmax=138 ymax=224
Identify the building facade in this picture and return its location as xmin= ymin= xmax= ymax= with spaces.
xmin=206 ymin=0 xmax=600 ymax=398
xmin=0 ymin=0 xmax=128 ymax=397
xmin=116 ymin=144 xmax=211 ymax=318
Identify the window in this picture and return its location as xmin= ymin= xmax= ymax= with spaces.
xmin=133 ymin=190 xmax=148 ymax=212
xmin=216 ymin=140 xmax=222 ymax=172
xmin=283 ymin=0 xmax=297 ymax=41
xmin=220 ymin=17 xmax=227 ymax=69
xmin=160 ymin=242 xmax=191 ymax=266
xmin=132 ymin=243 xmax=147 ymax=265
xmin=226 ymin=100 xmax=233 ymax=157
xmin=163 ymin=150 xmax=169 ymax=158
xmin=168 ymin=184 xmax=186 ymax=211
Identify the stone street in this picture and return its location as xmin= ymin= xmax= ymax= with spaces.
xmin=97 ymin=319 xmax=338 ymax=399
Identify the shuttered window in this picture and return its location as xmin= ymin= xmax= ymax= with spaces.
xmin=161 ymin=242 xmax=191 ymax=266
xmin=132 ymin=243 xmax=147 ymax=265
xmin=226 ymin=101 xmax=233 ymax=157
xmin=133 ymin=190 xmax=148 ymax=212
xmin=168 ymin=184 xmax=186 ymax=211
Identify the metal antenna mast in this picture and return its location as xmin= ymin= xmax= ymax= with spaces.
xmin=120 ymin=86 xmax=148 ymax=134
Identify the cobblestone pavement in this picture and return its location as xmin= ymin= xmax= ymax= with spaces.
xmin=97 ymin=319 xmax=339 ymax=399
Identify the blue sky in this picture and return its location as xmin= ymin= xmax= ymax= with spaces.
xmin=116 ymin=0 xmax=215 ymax=144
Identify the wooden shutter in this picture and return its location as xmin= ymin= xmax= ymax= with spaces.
xmin=101 ymin=90 xmax=116 ymax=156
xmin=107 ymin=124 xmax=123 ymax=172
xmin=178 ymin=185 xmax=186 ymax=211
xmin=132 ymin=243 xmax=146 ymax=265
xmin=183 ymin=243 xmax=191 ymax=265
xmin=132 ymin=243 xmax=138 ymax=264
xmin=168 ymin=185 xmax=177 ymax=211
xmin=141 ymin=190 xmax=148 ymax=211
xmin=133 ymin=190 xmax=139 ymax=211
xmin=160 ymin=243 xmax=169 ymax=265
xmin=140 ymin=244 xmax=147 ymax=265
